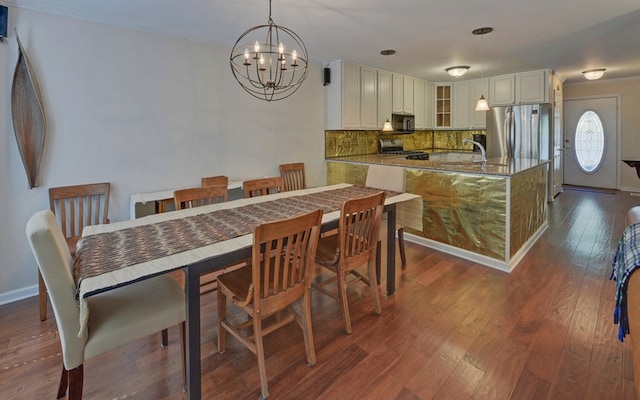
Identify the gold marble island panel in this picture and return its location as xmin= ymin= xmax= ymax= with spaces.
xmin=509 ymin=165 xmax=548 ymax=258
xmin=327 ymin=161 xmax=549 ymax=271
xmin=406 ymin=169 xmax=507 ymax=260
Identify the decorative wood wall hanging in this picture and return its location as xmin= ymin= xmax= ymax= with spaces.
xmin=11 ymin=32 xmax=46 ymax=189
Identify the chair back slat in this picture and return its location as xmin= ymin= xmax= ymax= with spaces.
xmin=339 ymin=192 xmax=385 ymax=269
xmin=49 ymin=183 xmax=110 ymax=251
xmin=279 ymin=163 xmax=306 ymax=191
xmin=252 ymin=209 xmax=322 ymax=314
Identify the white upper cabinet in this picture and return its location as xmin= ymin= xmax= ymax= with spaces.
xmin=489 ymin=69 xmax=551 ymax=106
xmin=325 ymin=60 xmax=378 ymax=130
xmin=469 ymin=78 xmax=488 ymax=128
xmin=413 ymin=79 xmax=425 ymax=128
xmin=452 ymin=81 xmax=470 ymax=129
xmin=424 ymin=80 xmax=435 ymax=129
xmin=489 ymin=74 xmax=515 ymax=106
xmin=360 ymin=65 xmax=378 ymax=129
xmin=392 ymin=74 xmax=414 ymax=114
xmin=516 ymin=69 xmax=551 ymax=104
xmin=377 ymin=69 xmax=392 ymax=129
xmin=403 ymin=76 xmax=415 ymax=114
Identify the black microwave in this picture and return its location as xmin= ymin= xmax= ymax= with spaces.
xmin=391 ymin=113 xmax=415 ymax=133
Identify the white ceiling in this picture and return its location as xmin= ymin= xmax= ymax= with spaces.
xmin=7 ymin=0 xmax=640 ymax=83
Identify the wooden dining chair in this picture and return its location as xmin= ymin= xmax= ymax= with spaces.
xmin=365 ymin=164 xmax=407 ymax=267
xmin=41 ymin=182 xmax=110 ymax=321
xmin=242 ymin=177 xmax=284 ymax=198
xmin=26 ymin=210 xmax=185 ymax=400
xmin=217 ymin=209 xmax=323 ymax=399
xmin=174 ymin=185 xmax=236 ymax=294
xmin=314 ymin=191 xmax=386 ymax=334
xmin=201 ymin=175 xmax=228 ymax=187
xmin=174 ymin=185 xmax=228 ymax=210
xmin=279 ymin=162 xmax=306 ymax=191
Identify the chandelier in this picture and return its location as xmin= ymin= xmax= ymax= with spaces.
xmin=230 ymin=0 xmax=309 ymax=102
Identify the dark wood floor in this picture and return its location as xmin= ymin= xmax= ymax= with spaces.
xmin=2 ymin=187 xmax=640 ymax=399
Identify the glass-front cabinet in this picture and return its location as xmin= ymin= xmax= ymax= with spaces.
xmin=436 ymin=84 xmax=451 ymax=128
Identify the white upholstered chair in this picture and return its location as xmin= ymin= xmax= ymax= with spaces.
xmin=26 ymin=210 xmax=185 ymax=400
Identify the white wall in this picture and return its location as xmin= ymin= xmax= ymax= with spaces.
xmin=0 ymin=7 xmax=327 ymax=303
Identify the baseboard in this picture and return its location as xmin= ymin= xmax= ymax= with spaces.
xmin=404 ymin=221 xmax=548 ymax=274
xmin=404 ymin=233 xmax=510 ymax=272
xmin=0 ymin=284 xmax=37 ymax=306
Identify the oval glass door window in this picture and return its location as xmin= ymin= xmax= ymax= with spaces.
xmin=574 ymin=110 xmax=605 ymax=173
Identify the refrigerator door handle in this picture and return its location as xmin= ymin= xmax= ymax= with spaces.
xmin=507 ymin=109 xmax=515 ymax=158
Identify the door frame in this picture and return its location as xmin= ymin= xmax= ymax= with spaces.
xmin=563 ymin=94 xmax=621 ymax=190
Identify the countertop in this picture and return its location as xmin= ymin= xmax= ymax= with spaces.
xmin=326 ymin=153 xmax=549 ymax=176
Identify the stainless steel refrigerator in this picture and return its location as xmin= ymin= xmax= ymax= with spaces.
xmin=486 ymin=103 xmax=557 ymax=202
xmin=485 ymin=103 xmax=552 ymax=160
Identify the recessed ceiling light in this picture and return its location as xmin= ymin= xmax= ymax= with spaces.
xmin=380 ymin=49 xmax=396 ymax=56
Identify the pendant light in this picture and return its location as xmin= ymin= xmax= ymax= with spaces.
xmin=473 ymin=27 xmax=492 ymax=111
xmin=229 ymin=0 xmax=309 ymax=101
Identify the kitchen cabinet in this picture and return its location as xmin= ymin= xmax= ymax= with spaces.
xmin=360 ymin=65 xmax=378 ymax=128
xmin=452 ymin=81 xmax=470 ymax=129
xmin=469 ymin=78 xmax=488 ymax=128
xmin=489 ymin=74 xmax=515 ymax=106
xmin=435 ymin=84 xmax=451 ymax=128
xmin=325 ymin=60 xmax=378 ymax=130
xmin=424 ymin=80 xmax=435 ymax=128
xmin=392 ymin=74 xmax=414 ymax=114
xmin=377 ymin=69 xmax=392 ymax=129
xmin=489 ymin=69 xmax=551 ymax=106
xmin=414 ymin=79 xmax=425 ymax=128
xmin=516 ymin=69 xmax=551 ymax=104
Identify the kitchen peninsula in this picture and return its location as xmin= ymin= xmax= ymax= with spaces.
xmin=326 ymin=133 xmax=549 ymax=272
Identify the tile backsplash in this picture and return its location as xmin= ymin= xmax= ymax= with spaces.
xmin=325 ymin=130 xmax=486 ymax=157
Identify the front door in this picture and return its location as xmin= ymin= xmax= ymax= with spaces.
xmin=563 ymin=97 xmax=618 ymax=189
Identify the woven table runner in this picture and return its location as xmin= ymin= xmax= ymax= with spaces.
xmin=74 ymin=185 xmax=394 ymax=287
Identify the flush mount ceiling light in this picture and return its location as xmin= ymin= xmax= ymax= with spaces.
xmin=582 ymin=68 xmax=606 ymax=80
xmin=229 ymin=0 xmax=309 ymax=101
xmin=445 ymin=66 xmax=470 ymax=78
xmin=473 ymin=26 xmax=493 ymax=111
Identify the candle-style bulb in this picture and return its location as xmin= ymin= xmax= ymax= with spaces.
xmin=244 ymin=48 xmax=249 ymax=60
xmin=292 ymin=50 xmax=297 ymax=61
xmin=279 ymin=42 xmax=284 ymax=54
xmin=254 ymin=41 xmax=260 ymax=52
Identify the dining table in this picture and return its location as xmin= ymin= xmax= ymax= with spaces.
xmin=74 ymin=183 xmax=423 ymax=399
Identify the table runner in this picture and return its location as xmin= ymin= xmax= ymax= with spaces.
xmin=76 ymin=185 xmax=394 ymax=284
xmin=74 ymin=183 xmax=423 ymax=336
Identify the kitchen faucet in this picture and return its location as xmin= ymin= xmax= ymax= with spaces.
xmin=463 ymin=139 xmax=487 ymax=167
